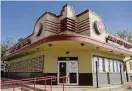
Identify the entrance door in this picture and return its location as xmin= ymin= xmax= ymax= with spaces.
xmin=59 ymin=62 xmax=67 ymax=83
xmin=68 ymin=61 xmax=78 ymax=85
xmin=58 ymin=58 xmax=78 ymax=85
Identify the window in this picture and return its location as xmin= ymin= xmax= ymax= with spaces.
xmin=1 ymin=66 xmax=4 ymax=69
xmin=93 ymin=55 xmax=123 ymax=73
xmin=93 ymin=56 xmax=98 ymax=72
xmin=105 ymin=58 xmax=109 ymax=72
xmin=117 ymin=61 xmax=120 ymax=72
xmin=109 ymin=59 xmax=114 ymax=72
xmin=93 ymin=56 xmax=105 ymax=72
xmin=114 ymin=60 xmax=117 ymax=72
xmin=98 ymin=57 xmax=104 ymax=72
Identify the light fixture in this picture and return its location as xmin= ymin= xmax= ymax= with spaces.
xmin=121 ymin=54 xmax=123 ymax=55
xmin=48 ymin=44 xmax=52 ymax=47
xmin=81 ymin=43 xmax=84 ymax=46
xmin=36 ymin=47 xmax=40 ymax=51
xmin=96 ymin=47 xmax=99 ymax=50
xmin=66 ymin=51 xmax=70 ymax=54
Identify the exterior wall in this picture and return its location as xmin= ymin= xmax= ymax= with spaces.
xmin=38 ymin=48 xmax=92 ymax=73
xmin=30 ymin=14 xmax=47 ymax=43
xmin=45 ymin=14 xmax=60 ymax=36
xmin=8 ymin=51 xmax=44 ymax=79
xmin=31 ymin=14 xmax=60 ymax=43
xmin=44 ymin=49 xmax=92 ymax=85
xmin=8 ymin=51 xmax=44 ymax=66
xmin=89 ymin=11 xmax=106 ymax=43
xmin=109 ymin=73 xmax=122 ymax=84
xmin=93 ymin=72 xmax=126 ymax=87
xmin=76 ymin=12 xmax=90 ymax=36
xmin=7 ymin=45 xmax=128 ymax=86
xmin=93 ymin=73 xmax=108 ymax=87
xmin=89 ymin=11 xmax=132 ymax=53
xmin=7 ymin=47 xmax=93 ymax=85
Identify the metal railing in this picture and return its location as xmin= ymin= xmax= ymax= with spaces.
xmin=1 ymin=76 xmax=68 ymax=91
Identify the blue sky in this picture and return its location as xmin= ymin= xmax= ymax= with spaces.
xmin=1 ymin=1 xmax=132 ymax=43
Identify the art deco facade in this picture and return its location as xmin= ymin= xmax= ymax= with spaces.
xmin=4 ymin=4 xmax=132 ymax=87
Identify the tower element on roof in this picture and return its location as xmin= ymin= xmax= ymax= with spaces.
xmin=59 ymin=4 xmax=76 ymax=19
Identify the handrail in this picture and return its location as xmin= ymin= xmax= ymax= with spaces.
xmin=1 ymin=76 xmax=68 ymax=91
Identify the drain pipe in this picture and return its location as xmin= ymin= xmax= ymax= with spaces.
xmin=124 ymin=56 xmax=132 ymax=82
xmin=96 ymin=61 xmax=99 ymax=88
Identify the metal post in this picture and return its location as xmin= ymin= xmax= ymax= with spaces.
xmin=96 ymin=61 xmax=99 ymax=88
xmin=125 ymin=62 xmax=129 ymax=82
xmin=44 ymin=79 xmax=46 ymax=91
xmin=63 ymin=77 xmax=64 ymax=91
xmin=50 ymin=78 xmax=52 ymax=91
xmin=21 ymin=81 xmax=24 ymax=91
xmin=120 ymin=63 xmax=123 ymax=85
xmin=34 ymin=78 xmax=36 ymax=91
xmin=107 ymin=72 xmax=110 ymax=84
xmin=13 ymin=82 xmax=16 ymax=91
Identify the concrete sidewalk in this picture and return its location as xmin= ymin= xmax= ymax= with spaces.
xmin=1 ymin=78 xmax=132 ymax=91
xmin=24 ymin=85 xmax=98 ymax=91
xmin=1 ymin=88 xmax=21 ymax=91
xmin=23 ymin=84 xmax=123 ymax=91
xmin=1 ymin=84 xmax=131 ymax=91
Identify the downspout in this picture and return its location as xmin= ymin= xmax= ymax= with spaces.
xmin=124 ymin=56 xmax=132 ymax=82
xmin=96 ymin=61 xmax=99 ymax=88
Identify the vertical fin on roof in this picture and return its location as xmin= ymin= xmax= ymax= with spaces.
xmin=60 ymin=4 xmax=76 ymax=20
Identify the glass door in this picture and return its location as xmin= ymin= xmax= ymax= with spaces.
xmin=58 ymin=60 xmax=78 ymax=85
xmin=68 ymin=61 xmax=78 ymax=85
xmin=58 ymin=62 xmax=67 ymax=83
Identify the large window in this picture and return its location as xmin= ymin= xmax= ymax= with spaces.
xmin=105 ymin=58 xmax=109 ymax=72
xmin=114 ymin=60 xmax=118 ymax=72
xmin=117 ymin=61 xmax=120 ymax=72
xmin=98 ymin=57 xmax=104 ymax=72
xmin=109 ymin=59 xmax=114 ymax=72
xmin=93 ymin=56 xmax=98 ymax=72
xmin=93 ymin=55 xmax=124 ymax=73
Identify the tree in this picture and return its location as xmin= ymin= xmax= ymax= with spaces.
xmin=18 ymin=38 xmax=24 ymax=42
xmin=1 ymin=37 xmax=16 ymax=58
xmin=1 ymin=43 xmax=8 ymax=58
xmin=6 ymin=37 xmax=16 ymax=49
xmin=128 ymin=31 xmax=132 ymax=43
xmin=116 ymin=29 xmax=132 ymax=43
xmin=1 ymin=37 xmax=25 ymax=58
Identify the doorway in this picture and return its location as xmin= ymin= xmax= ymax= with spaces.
xmin=58 ymin=57 xmax=78 ymax=85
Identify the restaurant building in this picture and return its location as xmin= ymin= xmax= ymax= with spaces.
xmin=3 ymin=4 xmax=132 ymax=87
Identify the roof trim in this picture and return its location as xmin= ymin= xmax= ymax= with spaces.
xmin=76 ymin=9 xmax=89 ymax=17
xmin=4 ymin=34 xmax=132 ymax=60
